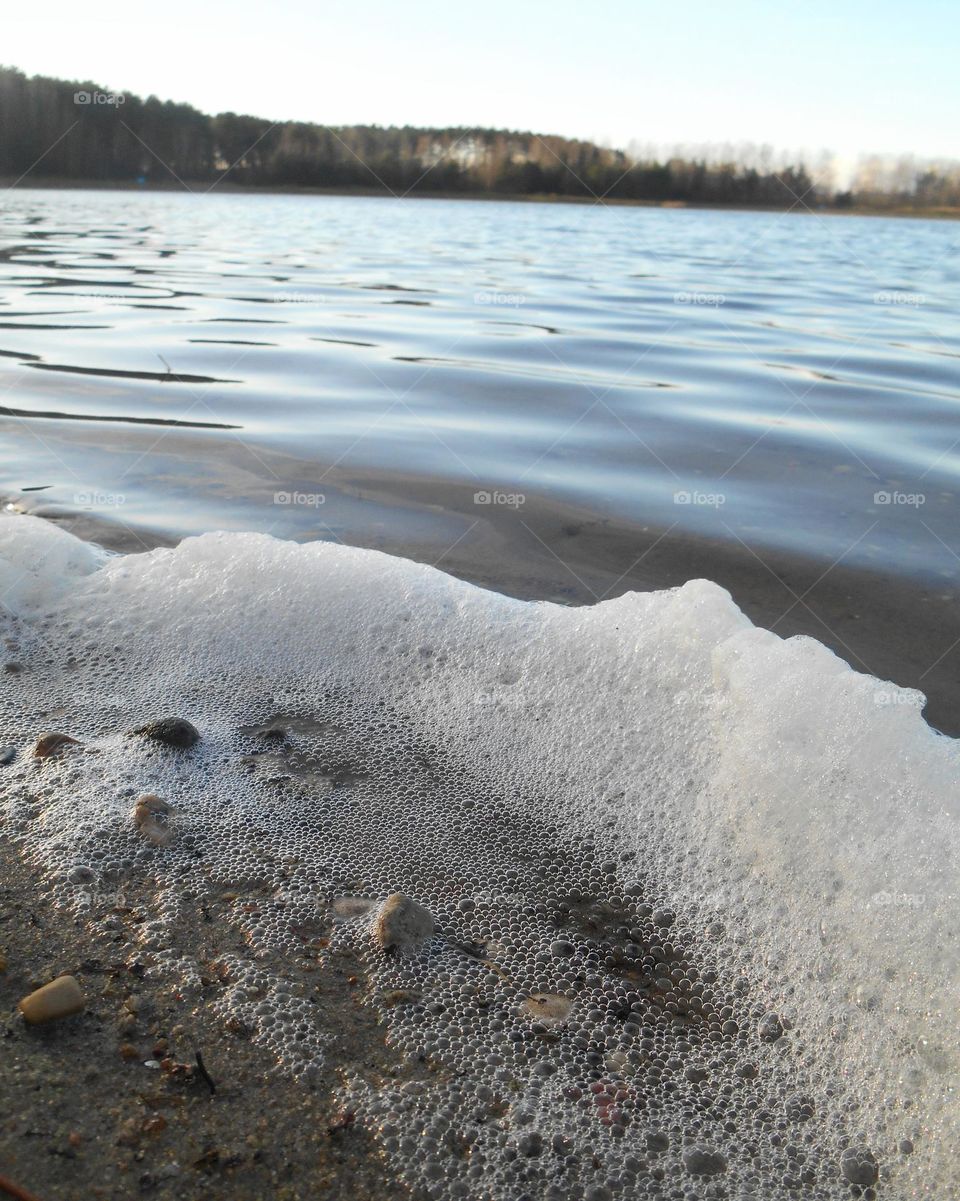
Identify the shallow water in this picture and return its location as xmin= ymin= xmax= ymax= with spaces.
xmin=0 ymin=189 xmax=958 ymax=583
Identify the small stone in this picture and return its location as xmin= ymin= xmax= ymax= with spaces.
xmin=899 ymin=1138 xmax=914 ymax=1155
xmin=19 ymin=974 xmax=85 ymax=1024
xmin=758 ymin=1011 xmax=784 ymax=1043
xmin=0 ymin=745 xmax=15 ymax=765
xmin=522 ymin=994 xmax=573 ymax=1026
xmin=549 ymin=940 xmax=575 ymax=957
xmin=34 ymin=732 xmax=80 ymax=758
xmin=840 ymin=1146 xmax=879 ymax=1187
xmin=646 ymin=1130 xmax=669 ymax=1153
xmin=682 ymin=1146 xmax=727 ymax=1175
xmin=374 ymin=892 xmax=435 ymax=952
xmin=134 ymin=795 xmax=173 ymax=847
xmin=132 ymin=718 xmax=199 ymax=749
xmin=735 ymin=1061 xmax=759 ymax=1079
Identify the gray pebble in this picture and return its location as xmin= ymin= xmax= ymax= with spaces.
xmin=757 ymin=1011 xmax=784 ymax=1043
xmin=132 ymin=717 xmax=200 ymax=749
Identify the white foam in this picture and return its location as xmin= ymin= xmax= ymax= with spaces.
xmin=1 ymin=511 xmax=957 ymax=1199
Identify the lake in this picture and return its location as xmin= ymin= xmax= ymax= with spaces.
xmin=1 ymin=190 xmax=957 ymax=578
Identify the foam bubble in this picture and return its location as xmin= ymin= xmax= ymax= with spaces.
xmin=1 ymin=512 xmax=957 ymax=1199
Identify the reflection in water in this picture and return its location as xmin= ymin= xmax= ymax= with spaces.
xmin=0 ymin=190 xmax=957 ymax=582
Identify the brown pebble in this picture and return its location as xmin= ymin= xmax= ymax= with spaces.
xmin=134 ymin=795 xmax=173 ymax=847
xmin=19 ymin=974 xmax=85 ymax=1024
xmin=34 ymin=732 xmax=81 ymax=758
xmin=119 ymin=1042 xmax=140 ymax=1060
xmin=522 ymin=993 xmax=573 ymax=1026
xmin=374 ymin=892 xmax=435 ymax=952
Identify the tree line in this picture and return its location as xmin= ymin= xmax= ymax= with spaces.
xmin=0 ymin=67 xmax=956 ymax=210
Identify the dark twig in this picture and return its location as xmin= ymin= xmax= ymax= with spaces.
xmin=0 ymin=1173 xmax=46 ymax=1201
xmin=194 ymin=1051 xmax=217 ymax=1094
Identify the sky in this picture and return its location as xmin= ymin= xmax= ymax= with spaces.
xmin=3 ymin=0 xmax=956 ymax=162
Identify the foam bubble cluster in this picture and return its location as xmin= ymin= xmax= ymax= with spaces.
xmin=1 ymin=513 xmax=957 ymax=1199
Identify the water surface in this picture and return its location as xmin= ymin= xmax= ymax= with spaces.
xmin=0 ymin=189 xmax=958 ymax=582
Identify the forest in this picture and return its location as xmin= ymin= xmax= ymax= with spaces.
xmin=1 ymin=67 xmax=957 ymax=210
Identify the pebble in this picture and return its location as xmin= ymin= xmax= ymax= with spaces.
xmin=134 ymin=795 xmax=173 ymax=847
xmin=0 ymin=745 xmax=16 ymax=765
xmin=132 ymin=717 xmax=200 ymax=749
xmin=682 ymin=1146 xmax=727 ymax=1175
xmin=33 ymin=732 xmax=81 ymax=758
xmin=374 ymin=892 xmax=435 ymax=952
xmin=19 ymin=974 xmax=85 ymax=1024
xmin=521 ymin=993 xmax=572 ymax=1026
xmin=840 ymin=1146 xmax=879 ymax=1187
xmin=757 ymin=1011 xmax=784 ymax=1042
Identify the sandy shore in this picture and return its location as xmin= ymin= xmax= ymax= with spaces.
xmin=0 ymin=839 xmax=423 ymax=1201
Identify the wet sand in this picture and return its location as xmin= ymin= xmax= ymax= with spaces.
xmin=0 ymin=841 xmax=422 ymax=1201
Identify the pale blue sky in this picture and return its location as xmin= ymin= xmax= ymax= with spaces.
xmin=4 ymin=0 xmax=955 ymax=160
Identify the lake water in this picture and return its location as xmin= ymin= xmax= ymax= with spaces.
xmin=1 ymin=189 xmax=958 ymax=583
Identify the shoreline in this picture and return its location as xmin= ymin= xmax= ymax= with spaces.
xmin=3 ymin=178 xmax=957 ymax=221
xmin=22 ymin=483 xmax=960 ymax=740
